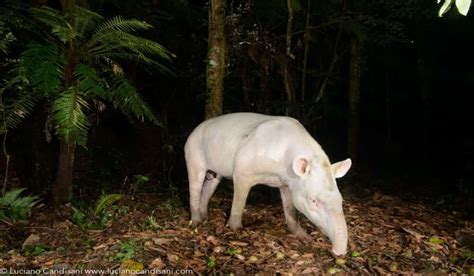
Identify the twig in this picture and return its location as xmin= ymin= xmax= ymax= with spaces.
xmin=2 ymin=108 xmax=10 ymax=196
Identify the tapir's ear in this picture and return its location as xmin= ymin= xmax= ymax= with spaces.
xmin=293 ymin=156 xmax=311 ymax=177
xmin=331 ymin=158 xmax=352 ymax=178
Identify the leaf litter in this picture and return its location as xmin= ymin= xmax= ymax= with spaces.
xmin=0 ymin=191 xmax=472 ymax=274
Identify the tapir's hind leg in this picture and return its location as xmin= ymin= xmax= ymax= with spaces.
xmin=186 ymin=158 xmax=207 ymax=224
xmin=199 ymin=171 xmax=222 ymax=220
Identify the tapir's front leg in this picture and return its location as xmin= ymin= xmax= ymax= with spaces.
xmin=228 ymin=176 xmax=252 ymax=229
xmin=280 ymin=186 xmax=311 ymax=239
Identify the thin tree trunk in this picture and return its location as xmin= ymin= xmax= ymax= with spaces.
xmin=347 ymin=37 xmax=361 ymax=162
xmin=282 ymin=0 xmax=294 ymax=116
xmin=205 ymin=0 xmax=226 ymax=119
xmin=301 ymin=0 xmax=311 ymax=102
xmin=51 ymin=140 xmax=75 ymax=206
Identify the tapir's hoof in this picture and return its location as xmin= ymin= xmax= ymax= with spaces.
xmin=190 ymin=215 xmax=202 ymax=226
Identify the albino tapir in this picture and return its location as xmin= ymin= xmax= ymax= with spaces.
xmin=184 ymin=113 xmax=352 ymax=256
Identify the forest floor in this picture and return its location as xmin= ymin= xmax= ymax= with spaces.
xmin=0 ymin=190 xmax=473 ymax=275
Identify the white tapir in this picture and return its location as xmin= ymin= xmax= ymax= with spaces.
xmin=184 ymin=113 xmax=352 ymax=256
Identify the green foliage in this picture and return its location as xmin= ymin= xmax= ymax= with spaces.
xmin=2 ymin=4 xmax=173 ymax=147
xmin=71 ymin=193 xmax=122 ymax=229
xmin=142 ymin=214 xmax=160 ymax=230
xmin=438 ymin=0 xmax=472 ymax=17
xmin=207 ymin=256 xmax=216 ymax=269
xmin=52 ymin=87 xmax=90 ymax=145
xmin=0 ymin=188 xmax=40 ymax=221
xmin=94 ymin=193 xmax=122 ymax=216
xmin=20 ymin=44 xmax=65 ymax=96
xmin=114 ymin=240 xmax=139 ymax=261
xmin=23 ymin=244 xmax=47 ymax=256
xmin=0 ymin=21 xmax=15 ymax=54
xmin=107 ymin=74 xmax=159 ymax=124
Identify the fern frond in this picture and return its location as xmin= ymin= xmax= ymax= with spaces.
xmin=0 ymin=0 xmax=36 ymax=32
xmin=94 ymin=16 xmax=152 ymax=38
xmin=1 ymin=90 xmax=39 ymax=133
xmin=106 ymin=73 xmax=159 ymax=125
xmin=74 ymin=64 xmax=106 ymax=98
xmin=0 ymin=188 xmax=39 ymax=221
xmin=94 ymin=193 xmax=122 ymax=215
xmin=88 ymin=31 xmax=173 ymax=73
xmin=20 ymin=43 xmax=65 ymax=96
xmin=31 ymin=7 xmax=77 ymax=43
xmin=52 ymin=87 xmax=90 ymax=145
xmin=0 ymin=188 xmax=25 ymax=205
xmin=0 ymin=66 xmax=40 ymax=132
xmin=66 ymin=6 xmax=103 ymax=39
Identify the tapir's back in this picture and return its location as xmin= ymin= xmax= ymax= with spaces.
xmin=184 ymin=113 xmax=318 ymax=178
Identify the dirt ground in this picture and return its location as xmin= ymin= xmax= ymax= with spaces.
xmin=0 ymin=191 xmax=473 ymax=274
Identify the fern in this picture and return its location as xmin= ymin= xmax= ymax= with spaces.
xmin=93 ymin=16 xmax=152 ymax=38
xmin=0 ymin=188 xmax=40 ymax=221
xmin=94 ymin=193 xmax=122 ymax=216
xmin=1 ymin=90 xmax=39 ymax=133
xmin=66 ymin=6 xmax=103 ymax=40
xmin=52 ymin=87 xmax=90 ymax=145
xmin=31 ymin=7 xmax=77 ymax=43
xmin=89 ymin=31 xmax=173 ymax=73
xmin=74 ymin=64 xmax=106 ymax=98
xmin=20 ymin=44 xmax=65 ymax=96
xmin=107 ymin=73 xmax=159 ymax=125
xmin=0 ymin=66 xmax=40 ymax=132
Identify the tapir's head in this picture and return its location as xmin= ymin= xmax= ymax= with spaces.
xmin=289 ymin=155 xmax=352 ymax=256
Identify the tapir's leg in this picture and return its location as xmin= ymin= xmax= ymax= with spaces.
xmin=280 ymin=186 xmax=311 ymax=239
xmin=199 ymin=173 xmax=223 ymax=220
xmin=186 ymin=161 xmax=206 ymax=224
xmin=228 ymin=176 xmax=252 ymax=229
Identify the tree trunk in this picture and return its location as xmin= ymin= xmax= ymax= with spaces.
xmin=205 ymin=0 xmax=226 ymax=119
xmin=51 ymin=140 xmax=76 ymax=206
xmin=282 ymin=0 xmax=295 ymax=116
xmin=347 ymin=37 xmax=361 ymax=162
xmin=300 ymin=0 xmax=311 ymax=102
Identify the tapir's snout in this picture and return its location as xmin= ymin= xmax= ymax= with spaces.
xmin=327 ymin=211 xmax=348 ymax=256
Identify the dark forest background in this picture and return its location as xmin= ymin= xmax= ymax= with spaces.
xmin=1 ymin=0 xmax=473 ymax=213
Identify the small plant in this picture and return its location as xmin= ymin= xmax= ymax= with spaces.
xmin=71 ymin=193 xmax=122 ymax=229
xmin=207 ymin=256 xmax=216 ymax=269
xmin=24 ymin=244 xmax=47 ymax=256
xmin=125 ymin=174 xmax=150 ymax=197
xmin=143 ymin=214 xmax=160 ymax=230
xmin=114 ymin=240 xmax=140 ymax=261
xmin=0 ymin=188 xmax=40 ymax=221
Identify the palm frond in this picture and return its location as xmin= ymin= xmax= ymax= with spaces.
xmin=106 ymin=73 xmax=159 ymax=125
xmin=20 ymin=43 xmax=65 ymax=96
xmin=52 ymin=87 xmax=90 ymax=145
xmin=74 ymin=64 xmax=106 ymax=98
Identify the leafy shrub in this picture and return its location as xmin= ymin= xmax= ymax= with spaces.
xmin=0 ymin=188 xmax=40 ymax=221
